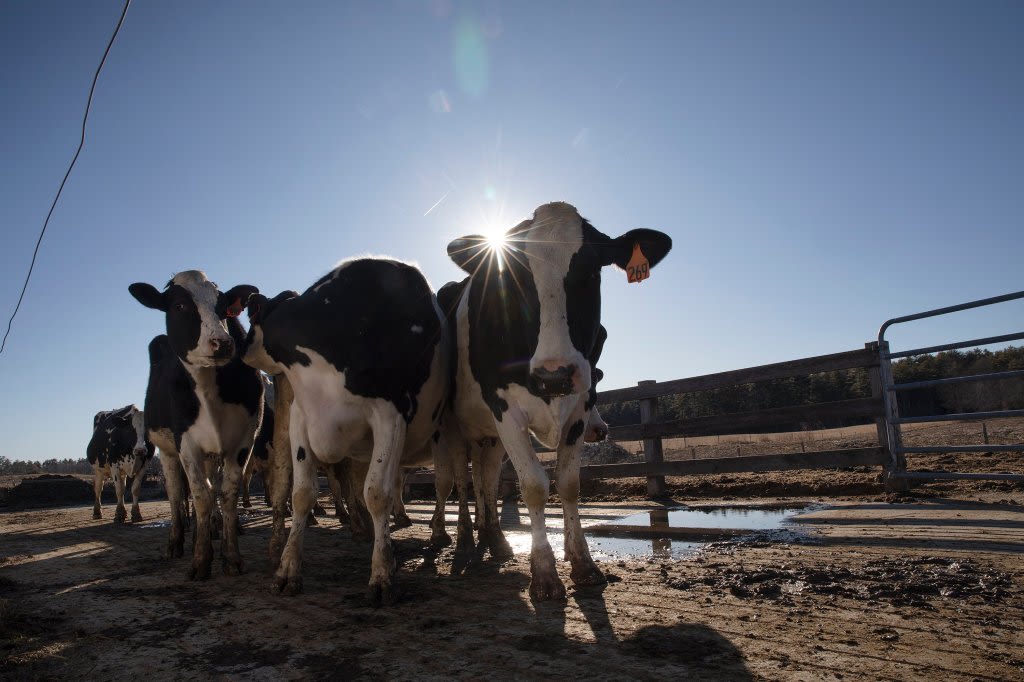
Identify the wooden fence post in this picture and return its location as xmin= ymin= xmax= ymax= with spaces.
xmin=638 ymin=379 xmax=666 ymax=497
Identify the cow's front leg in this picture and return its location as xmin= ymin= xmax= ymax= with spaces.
xmin=364 ymin=405 xmax=406 ymax=606
xmin=220 ymin=447 xmax=248 ymax=576
xmin=130 ymin=470 xmax=145 ymax=522
xmin=494 ymin=413 xmax=564 ymax=601
xmin=267 ymin=375 xmax=293 ymax=567
xmin=475 ymin=441 xmax=513 ymax=559
xmin=159 ymin=452 xmax=185 ymax=558
xmin=92 ymin=468 xmax=104 ymax=519
xmin=324 ymin=462 xmax=350 ymax=524
xmin=274 ymin=407 xmax=314 ymax=595
xmin=557 ymin=411 xmax=605 ymax=588
xmin=344 ymin=459 xmax=374 ymax=542
xmin=391 ymin=468 xmax=412 ymax=528
xmin=179 ymin=446 xmax=215 ymax=580
xmin=113 ymin=468 xmax=127 ymax=523
xmin=429 ymin=436 xmax=454 ymax=548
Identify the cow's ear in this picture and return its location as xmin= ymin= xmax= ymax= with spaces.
xmin=447 ymin=235 xmax=491 ymax=276
xmin=218 ymin=285 xmax=259 ymax=319
xmin=246 ymin=293 xmax=269 ymax=324
xmin=129 ymin=283 xmax=167 ymax=311
xmin=602 ymin=229 xmax=672 ymax=270
xmin=93 ymin=412 xmax=104 ymax=429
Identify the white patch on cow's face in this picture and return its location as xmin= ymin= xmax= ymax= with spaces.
xmin=171 ymin=271 xmax=232 ymax=367
xmin=129 ymin=407 xmax=147 ymax=453
xmin=523 ymin=202 xmax=590 ymax=391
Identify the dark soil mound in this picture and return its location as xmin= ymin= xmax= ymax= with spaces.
xmin=581 ymin=440 xmax=639 ymax=465
xmin=2 ymin=475 xmax=94 ymax=508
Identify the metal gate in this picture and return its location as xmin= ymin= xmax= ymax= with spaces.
xmin=878 ymin=290 xmax=1024 ymax=485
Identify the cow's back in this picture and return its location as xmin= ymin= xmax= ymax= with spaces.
xmin=267 ymin=258 xmax=442 ymax=421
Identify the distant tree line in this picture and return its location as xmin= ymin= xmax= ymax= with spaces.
xmin=0 ymin=455 xmax=162 ymax=477
xmin=601 ymin=346 xmax=1024 ymax=432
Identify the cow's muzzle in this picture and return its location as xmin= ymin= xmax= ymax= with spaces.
xmin=210 ymin=336 xmax=235 ymax=362
xmin=528 ymin=365 xmax=576 ymax=398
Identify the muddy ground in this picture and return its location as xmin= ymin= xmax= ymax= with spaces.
xmin=2 ymin=417 xmax=1022 ymax=680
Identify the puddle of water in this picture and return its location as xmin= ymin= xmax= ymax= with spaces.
xmin=501 ymin=505 xmax=810 ymax=561
xmin=616 ymin=506 xmax=804 ymax=531
xmin=138 ymin=520 xmax=171 ymax=529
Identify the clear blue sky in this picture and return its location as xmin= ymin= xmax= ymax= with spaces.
xmin=2 ymin=1 xmax=1022 ymax=461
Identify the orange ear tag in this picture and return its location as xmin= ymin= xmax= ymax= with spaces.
xmin=226 ymin=298 xmax=243 ymax=318
xmin=625 ymin=243 xmax=650 ymax=284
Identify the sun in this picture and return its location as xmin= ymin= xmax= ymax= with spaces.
xmin=483 ymin=225 xmax=507 ymax=250
xmin=481 ymin=224 xmax=508 ymax=270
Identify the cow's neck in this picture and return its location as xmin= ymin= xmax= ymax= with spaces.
xmin=182 ymin=362 xmax=223 ymax=409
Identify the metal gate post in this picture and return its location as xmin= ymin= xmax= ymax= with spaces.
xmin=638 ymin=380 xmax=667 ymax=498
xmin=877 ymin=340 xmax=909 ymax=492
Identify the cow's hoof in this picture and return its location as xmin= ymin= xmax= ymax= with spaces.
xmin=484 ymin=527 xmax=514 ymax=560
xmin=241 ymin=500 xmax=252 ymax=509
xmin=455 ymin=529 xmax=476 ymax=555
xmin=429 ymin=528 xmax=452 ymax=549
xmin=187 ymin=562 xmax=211 ymax=581
xmin=114 ymin=510 xmax=127 ymax=524
xmin=131 ymin=510 xmax=143 ymax=523
xmin=272 ymin=575 xmax=302 ymax=596
xmin=366 ymin=581 xmax=400 ymax=607
xmin=529 ymin=573 xmax=567 ymax=602
xmin=92 ymin=510 xmax=102 ymax=520
xmin=571 ymin=560 xmax=608 ymax=587
xmin=393 ymin=513 xmax=413 ymax=529
xmin=307 ymin=515 xmax=319 ymax=527
xmin=222 ymin=557 xmax=245 ymax=577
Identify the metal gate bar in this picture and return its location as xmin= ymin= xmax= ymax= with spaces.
xmin=887 ymin=331 xmax=1024 ymax=360
xmin=878 ymin=290 xmax=1024 ymax=486
xmin=893 ymin=409 xmax=1024 ymax=424
xmin=892 ymin=369 xmax=1024 ymax=391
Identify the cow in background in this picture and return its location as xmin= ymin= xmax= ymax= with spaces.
xmin=444 ymin=202 xmax=671 ymax=600
xmin=129 ymin=270 xmax=263 ymax=580
xmin=87 ymin=405 xmax=154 ymax=522
xmin=242 ymin=258 xmax=451 ymax=602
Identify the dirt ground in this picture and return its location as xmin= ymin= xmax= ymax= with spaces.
xmin=2 ymin=418 xmax=1022 ymax=680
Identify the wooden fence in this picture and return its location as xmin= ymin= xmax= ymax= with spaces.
xmin=591 ymin=342 xmax=889 ymax=495
xmin=407 ymin=342 xmax=892 ymax=495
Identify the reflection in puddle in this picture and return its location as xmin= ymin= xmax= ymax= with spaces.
xmin=500 ymin=504 xmax=809 ymax=561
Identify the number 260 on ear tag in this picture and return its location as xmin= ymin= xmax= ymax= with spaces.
xmin=626 ymin=243 xmax=650 ymax=284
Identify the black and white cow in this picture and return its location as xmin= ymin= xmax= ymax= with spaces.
xmin=86 ymin=405 xmax=154 ymax=522
xmin=129 ymin=271 xmax=264 ymax=580
xmin=241 ymin=258 xmax=452 ymax=603
xmin=445 ymin=201 xmax=671 ymax=600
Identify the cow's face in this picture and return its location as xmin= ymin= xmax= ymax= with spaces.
xmin=241 ymin=290 xmax=299 ymax=374
xmin=448 ymin=202 xmax=671 ymax=398
xmin=129 ymin=271 xmax=258 ymax=368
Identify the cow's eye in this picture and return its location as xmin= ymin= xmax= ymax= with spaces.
xmin=174 ymin=303 xmax=187 ymax=312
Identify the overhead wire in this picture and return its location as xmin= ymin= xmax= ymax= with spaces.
xmin=0 ymin=0 xmax=132 ymax=355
